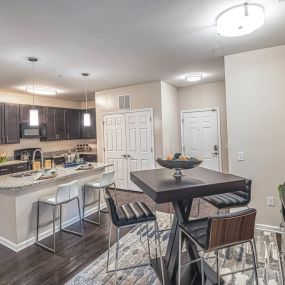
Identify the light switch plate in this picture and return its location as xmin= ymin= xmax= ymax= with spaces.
xmin=237 ymin=152 xmax=244 ymax=161
xmin=267 ymin=197 xmax=275 ymax=207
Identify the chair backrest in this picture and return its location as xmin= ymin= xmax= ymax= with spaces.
xmin=56 ymin=180 xmax=79 ymax=203
xmin=100 ymin=170 xmax=115 ymax=188
xmin=103 ymin=188 xmax=119 ymax=226
xmin=234 ymin=179 xmax=252 ymax=203
xmin=206 ymin=208 xmax=256 ymax=251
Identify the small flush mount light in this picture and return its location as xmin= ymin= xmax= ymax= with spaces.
xmin=216 ymin=3 xmax=265 ymax=37
xmin=25 ymin=86 xmax=58 ymax=96
xmin=185 ymin=74 xmax=203 ymax=82
xmin=82 ymin=73 xmax=91 ymax=127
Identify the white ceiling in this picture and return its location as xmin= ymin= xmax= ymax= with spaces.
xmin=0 ymin=0 xmax=285 ymax=101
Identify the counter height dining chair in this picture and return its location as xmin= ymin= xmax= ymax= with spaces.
xmin=178 ymin=208 xmax=258 ymax=285
xmin=83 ymin=170 xmax=117 ymax=225
xmin=104 ymin=188 xmax=165 ymax=285
xmin=35 ymin=180 xmax=83 ymax=253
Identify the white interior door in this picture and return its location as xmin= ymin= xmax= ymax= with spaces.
xmin=126 ymin=110 xmax=154 ymax=191
xmin=103 ymin=113 xmax=128 ymax=189
xmin=182 ymin=109 xmax=221 ymax=171
xmin=103 ymin=109 xmax=154 ymax=191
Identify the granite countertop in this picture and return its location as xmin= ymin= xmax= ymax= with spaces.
xmin=0 ymin=160 xmax=29 ymax=167
xmin=0 ymin=162 xmax=111 ymax=192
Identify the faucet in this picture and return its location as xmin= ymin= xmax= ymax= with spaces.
xmin=32 ymin=149 xmax=44 ymax=173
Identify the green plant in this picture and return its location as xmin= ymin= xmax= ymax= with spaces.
xmin=278 ymin=183 xmax=285 ymax=195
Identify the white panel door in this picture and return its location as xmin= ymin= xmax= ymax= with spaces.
xmin=103 ymin=113 xmax=128 ymax=189
xmin=182 ymin=110 xmax=220 ymax=171
xmin=126 ymin=110 xmax=154 ymax=191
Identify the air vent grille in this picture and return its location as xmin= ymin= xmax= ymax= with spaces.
xmin=118 ymin=95 xmax=131 ymax=110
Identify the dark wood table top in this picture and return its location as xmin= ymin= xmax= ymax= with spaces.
xmin=130 ymin=167 xmax=246 ymax=204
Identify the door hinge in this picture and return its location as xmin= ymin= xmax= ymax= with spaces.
xmin=103 ymin=147 xmax=105 ymax=152
xmin=102 ymin=120 xmax=105 ymax=125
xmin=182 ymin=118 xmax=184 ymax=124
xmin=151 ymin=147 xmax=153 ymax=152
xmin=183 ymin=146 xmax=185 ymax=152
xmin=150 ymin=117 xmax=152 ymax=123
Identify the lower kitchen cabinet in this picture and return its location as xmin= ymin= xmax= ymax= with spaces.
xmin=0 ymin=162 xmax=28 ymax=176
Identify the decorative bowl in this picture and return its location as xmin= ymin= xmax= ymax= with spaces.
xmin=156 ymin=158 xmax=202 ymax=177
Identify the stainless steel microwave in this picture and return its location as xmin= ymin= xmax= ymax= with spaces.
xmin=20 ymin=124 xmax=47 ymax=139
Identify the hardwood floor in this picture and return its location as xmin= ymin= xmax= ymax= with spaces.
xmin=0 ymin=190 xmax=214 ymax=285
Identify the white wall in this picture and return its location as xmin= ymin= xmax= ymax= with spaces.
xmin=161 ymin=82 xmax=180 ymax=156
xmin=225 ymin=45 xmax=285 ymax=227
xmin=95 ymin=81 xmax=163 ymax=162
xmin=178 ymin=82 xmax=228 ymax=173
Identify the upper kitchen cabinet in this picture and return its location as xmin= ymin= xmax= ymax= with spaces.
xmin=65 ymin=109 xmax=81 ymax=139
xmin=4 ymin=103 xmax=20 ymax=144
xmin=81 ymin=108 xmax=96 ymax=139
xmin=55 ymin=108 xmax=66 ymax=140
xmin=0 ymin=103 xmax=4 ymax=144
xmin=44 ymin=107 xmax=57 ymax=140
xmin=19 ymin=105 xmax=45 ymax=124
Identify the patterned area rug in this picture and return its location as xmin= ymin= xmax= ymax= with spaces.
xmin=66 ymin=212 xmax=284 ymax=285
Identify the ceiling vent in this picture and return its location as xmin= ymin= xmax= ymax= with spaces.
xmin=119 ymin=95 xmax=131 ymax=110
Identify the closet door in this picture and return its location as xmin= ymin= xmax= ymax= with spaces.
xmin=125 ymin=110 xmax=154 ymax=191
xmin=103 ymin=113 xmax=128 ymax=189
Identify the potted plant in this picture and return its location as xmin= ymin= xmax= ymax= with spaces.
xmin=278 ymin=183 xmax=285 ymax=225
xmin=0 ymin=153 xmax=7 ymax=163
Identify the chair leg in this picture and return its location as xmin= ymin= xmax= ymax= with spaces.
xmin=146 ymin=222 xmax=151 ymax=263
xmin=77 ymin=197 xmax=84 ymax=236
xmin=139 ymin=224 xmax=142 ymax=242
xmin=36 ymin=201 xmax=40 ymax=242
xmin=253 ymin=237 xmax=259 ymax=267
xmin=216 ymin=249 xmax=220 ymax=285
xmin=60 ymin=204 xmax=62 ymax=230
xmin=52 ymin=206 xmax=56 ymax=253
xmin=114 ymin=183 xmax=118 ymax=205
xmin=250 ymin=240 xmax=259 ymax=285
xmin=178 ymin=229 xmax=182 ymax=285
xmin=106 ymin=222 xmax=112 ymax=273
xmin=82 ymin=185 xmax=86 ymax=220
xmin=155 ymin=221 xmax=165 ymax=285
xmin=201 ymin=253 xmax=205 ymax=285
xmin=114 ymin=228 xmax=120 ymax=285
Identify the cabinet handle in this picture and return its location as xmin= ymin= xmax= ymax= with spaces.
xmin=0 ymin=168 xmax=8 ymax=172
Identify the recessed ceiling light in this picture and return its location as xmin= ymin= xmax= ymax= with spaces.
xmin=216 ymin=3 xmax=265 ymax=37
xmin=25 ymin=86 xmax=58 ymax=95
xmin=185 ymin=74 xmax=203 ymax=82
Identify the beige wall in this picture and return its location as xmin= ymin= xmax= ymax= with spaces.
xmin=95 ymin=81 xmax=163 ymax=162
xmin=0 ymin=92 xmax=96 ymax=157
xmin=178 ymin=82 xmax=229 ymax=173
xmin=161 ymin=82 xmax=180 ymax=156
xmin=225 ymin=45 xmax=285 ymax=227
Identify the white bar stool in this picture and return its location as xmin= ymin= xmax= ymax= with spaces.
xmin=83 ymin=170 xmax=117 ymax=225
xmin=35 ymin=180 xmax=83 ymax=253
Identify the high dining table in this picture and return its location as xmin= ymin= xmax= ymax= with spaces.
xmin=130 ymin=167 xmax=246 ymax=285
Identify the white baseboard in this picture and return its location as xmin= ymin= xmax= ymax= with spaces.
xmin=255 ymin=223 xmax=282 ymax=234
xmin=0 ymin=203 xmax=106 ymax=252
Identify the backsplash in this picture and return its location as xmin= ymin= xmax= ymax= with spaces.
xmin=0 ymin=138 xmax=97 ymax=158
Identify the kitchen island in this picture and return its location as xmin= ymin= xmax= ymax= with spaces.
xmin=0 ymin=162 xmax=112 ymax=251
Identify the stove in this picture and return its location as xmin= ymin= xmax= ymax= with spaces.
xmin=14 ymin=148 xmax=42 ymax=170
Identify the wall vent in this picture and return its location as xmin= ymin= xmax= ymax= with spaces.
xmin=119 ymin=95 xmax=131 ymax=110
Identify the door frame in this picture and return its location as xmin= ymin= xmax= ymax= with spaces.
xmin=101 ymin=107 xmax=155 ymax=181
xmin=180 ymin=107 xmax=223 ymax=171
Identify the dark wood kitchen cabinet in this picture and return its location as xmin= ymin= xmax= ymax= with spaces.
xmin=81 ymin=108 xmax=96 ymax=139
xmin=0 ymin=103 xmax=4 ymax=144
xmin=55 ymin=108 xmax=66 ymax=140
xmin=19 ymin=105 xmax=45 ymax=124
xmin=65 ymin=109 xmax=81 ymax=139
xmin=4 ymin=103 xmax=20 ymax=144
xmin=45 ymin=107 xmax=57 ymax=140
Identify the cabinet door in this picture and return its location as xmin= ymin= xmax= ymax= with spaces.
xmin=45 ymin=107 xmax=57 ymax=140
xmin=12 ymin=163 xmax=28 ymax=173
xmin=65 ymin=109 xmax=81 ymax=139
xmin=55 ymin=108 xmax=66 ymax=140
xmin=0 ymin=165 xmax=12 ymax=176
xmin=20 ymin=105 xmax=45 ymax=124
xmin=0 ymin=103 xmax=4 ymax=144
xmin=4 ymin=103 xmax=20 ymax=144
xmin=81 ymin=109 xmax=96 ymax=139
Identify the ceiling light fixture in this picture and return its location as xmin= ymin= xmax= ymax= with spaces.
xmin=185 ymin=74 xmax=203 ymax=82
xmin=216 ymin=3 xmax=265 ymax=37
xmin=82 ymin=73 xmax=91 ymax=127
xmin=28 ymin=57 xmax=39 ymax=126
xmin=25 ymin=86 xmax=57 ymax=96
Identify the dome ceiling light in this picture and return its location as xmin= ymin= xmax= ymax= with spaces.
xmin=216 ymin=3 xmax=265 ymax=37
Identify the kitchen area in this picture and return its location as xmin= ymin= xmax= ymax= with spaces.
xmin=0 ymin=97 xmax=111 ymax=252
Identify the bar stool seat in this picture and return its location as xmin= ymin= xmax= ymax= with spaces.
xmin=83 ymin=170 xmax=117 ymax=225
xmin=116 ymin=202 xmax=156 ymax=226
xmin=39 ymin=195 xmax=57 ymax=204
